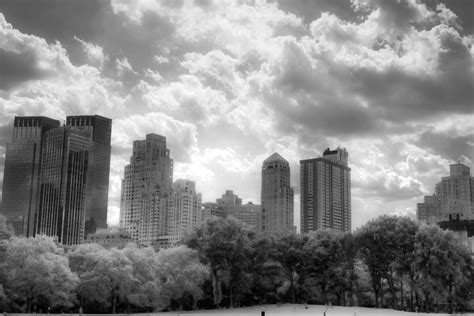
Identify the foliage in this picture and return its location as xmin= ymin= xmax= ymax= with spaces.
xmin=269 ymin=232 xmax=308 ymax=304
xmin=186 ymin=218 xmax=253 ymax=308
xmin=0 ymin=214 xmax=14 ymax=241
xmin=354 ymin=216 xmax=416 ymax=308
xmin=156 ymin=246 xmax=209 ymax=310
xmin=0 ymin=216 xmax=472 ymax=313
xmin=302 ymin=230 xmax=352 ymax=305
xmin=68 ymin=244 xmax=136 ymax=313
xmin=413 ymin=224 xmax=474 ymax=312
xmin=0 ymin=236 xmax=78 ymax=312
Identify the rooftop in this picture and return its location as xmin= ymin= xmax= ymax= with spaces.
xmin=263 ymin=152 xmax=288 ymax=164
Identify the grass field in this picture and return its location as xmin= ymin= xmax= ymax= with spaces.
xmin=9 ymin=305 xmax=474 ymax=316
xmin=145 ymin=304 xmax=474 ymax=316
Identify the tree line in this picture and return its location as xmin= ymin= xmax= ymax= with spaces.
xmin=0 ymin=214 xmax=472 ymax=313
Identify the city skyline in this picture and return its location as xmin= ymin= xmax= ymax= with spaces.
xmin=0 ymin=0 xmax=473 ymax=231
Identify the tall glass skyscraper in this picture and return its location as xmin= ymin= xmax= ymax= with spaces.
xmin=1 ymin=115 xmax=112 ymax=244
xmin=300 ymin=148 xmax=351 ymax=233
xmin=35 ymin=127 xmax=90 ymax=245
xmin=261 ymin=153 xmax=294 ymax=233
xmin=67 ymin=115 xmax=112 ymax=233
xmin=1 ymin=117 xmax=60 ymax=236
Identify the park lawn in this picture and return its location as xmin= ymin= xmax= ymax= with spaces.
xmin=150 ymin=304 xmax=474 ymax=316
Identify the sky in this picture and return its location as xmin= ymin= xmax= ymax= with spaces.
xmin=0 ymin=0 xmax=472 ymax=231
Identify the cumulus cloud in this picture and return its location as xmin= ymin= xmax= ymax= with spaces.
xmin=74 ymin=36 xmax=108 ymax=68
xmin=0 ymin=0 xmax=472 ymax=229
xmin=113 ymin=112 xmax=198 ymax=162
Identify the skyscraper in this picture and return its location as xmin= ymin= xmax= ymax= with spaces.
xmin=437 ymin=163 xmax=474 ymax=220
xmin=120 ymin=134 xmax=173 ymax=243
xmin=1 ymin=116 xmax=60 ymax=236
xmin=167 ymin=179 xmax=202 ymax=244
xmin=67 ymin=115 xmax=112 ymax=233
xmin=1 ymin=115 xmax=112 ymax=244
xmin=35 ymin=126 xmax=91 ymax=245
xmin=300 ymin=148 xmax=351 ymax=233
xmin=417 ymin=162 xmax=474 ymax=256
xmin=261 ymin=153 xmax=294 ymax=234
xmin=418 ymin=162 xmax=474 ymax=223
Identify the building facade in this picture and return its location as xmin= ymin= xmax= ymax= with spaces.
xmin=1 ymin=115 xmax=111 ymax=244
xmin=84 ymin=228 xmax=134 ymax=249
xmin=228 ymin=202 xmax=262 ymax=231
xmin=1 ymin=116 xmax=60 ymax=236
xmin=417 ymin=162 xmax=474 ymax=257
xmin=300 ymin=148 xmax=351 ymax=233
xmin=35 ymin=127 xmax=91 ymax=245
xmin=217 ymin=190 xmax=242 ymax=206
xmin=417 ymin=163 xmax=474 ymax=223
xmin=67 ymin=115 xmax=112 ymax=233
xmin=120 ymin=134 xmax=173 ymax=243
xmin=261 ymin=153 xmax=294 ymax=234
xmin=416 ymin=195 xmax=441 ymax=224
xmin=437 ymin=163 xmax=474 ymax=220
xmin=166 ymin=180 xmax=202 ymax=243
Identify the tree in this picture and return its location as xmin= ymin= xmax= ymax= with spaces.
xmin=156 ymin=246 xmax=209 ymax=310
xmin=412 ymin=224 xmax=473 ymax=312
xmin=1 ymin=236 xmax=78 ymax=312
xmin=269 ymin=232 xmax=308 ymax=304
xmin=390 ymin=217 xmax=418 ymax=310
xmin=302 ymin=230 xmax=351 ymax=305
xmin=0 ymin=214 xmax=14 ymax=241
xmin=355 ymin=216 xmax=418 ymax=308
xmin=246 ymin=234 xmax=282 ymax=305
xmin=122 ymin=244 xmax=163 ymax=311
xmin=68 ymin=245 xmax=136 ymax=313
xmin=186 ymin=218 xmax=253 ymax=308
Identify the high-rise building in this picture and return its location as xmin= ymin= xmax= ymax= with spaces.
xmin=35 ymin=126 xmax=91 ymax=245
xmin=1 ymin=117 xmax=60 ymax=236
xmin=416 ymin=195 xmax=441 ymax=224
xmin=120 ymin=134 xmax=173 ymax=243
xmin=1 ymin=115 xmax=112 ymax=244
xmin=300 ymin=148 xmax=351 ymax=233
xmin=438 ymin=163 xmax=474 ymax=220
xmin=417 ymin=163 xmax=474 ymax=223
xmin=67 ymin=115 xmax=112 ymax=233
xmin=261 ymin=153 xmax=294 ymax=234
xmin=167 ymin=179 xmax=202 ymax=244
xmin=417 ymin=163 xmax=474 ymax=256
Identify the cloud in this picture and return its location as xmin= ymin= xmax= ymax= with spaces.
xmin=112 ymin=112 xmax=198 ymax=163
xmin=0 ymin=14 xmax=55 ymax=89
xmin=0 ymin=0 xmax=472 ymax=231
xmin=416 ymin=129 xmax=474 ymax=162
xmin=74 ymin=36 xmax=107 ymax=68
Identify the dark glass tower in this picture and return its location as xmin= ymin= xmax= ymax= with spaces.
xmin=1 ymin=115 xmax=111 ymax=244
xmin=1 ymin=117 xmax=60 ymax=236
xmin=35 ymin=127 xmax=90 ymax=245
xmin=66 ymin=115 xmax=112 ymax=233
